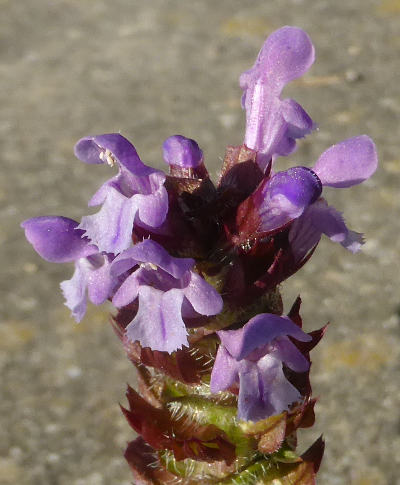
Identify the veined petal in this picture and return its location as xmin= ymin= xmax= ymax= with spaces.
xmin=257 ymin=354 xmax=302 ymax=415
xmin=210 ymin=346 xmax=239 ymax=393
xmin=244 ymin=92 xmax=288 ymax=170
xmin=313 ymin=135 xmax=378 ymax=188
xmin=218 ymin=314 xmax=311 ymax=361
xmin=79 ymin=187 xmax=138 ymax=254
xmin=60 ymin=259 xmax=89 ymax=322
xmin=183 ymin=271 xmax=223 ymax=316
xmin=237 ymin=360 xmax=275 ymax=421
xmin=21 ymin=216 xmax=97 ymax=263
xmin=125 ymin=286 xmax=188 ymax=353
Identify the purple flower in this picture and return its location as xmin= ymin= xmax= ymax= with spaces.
xmin=242 ymin=135 xmax=377 ymax=244
xmin=240 ymin=26 xmax=315 ymax=171
xmin=253 ymin=166 xmax=322 ymax=235
xmin=21 ymin=216 xmax=118 ymax=322
xmin=74 ymin=133 xmax=168 ymax=254
xmin=210 ymin=314 xmax=311 ymax=422
xmin=111 ymin=239 xmax=223 ymax=353
xmin=288 ymin=135 xmax=378 ymax=260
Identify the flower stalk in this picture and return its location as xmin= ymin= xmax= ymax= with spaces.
xmin=22 ymin=26 xmax=377 ymax=484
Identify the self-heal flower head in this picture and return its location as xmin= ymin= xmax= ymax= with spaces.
xmin=240 ymin=26 xmax=315 ymax=171
xmin=111 ymin=239 xmax=223 ymax=353
xmin=75 ymin=133 xmax=168 ymax=254
xmin=289 ymin=135 xmax=378 ymax=260
xmin=21 ymin=216 xmax=118 ymax=322
xmin=210 ymin=313 xmax=311 ymax=422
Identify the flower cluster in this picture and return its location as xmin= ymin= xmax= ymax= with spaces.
xmin=23 ymin=26 xmax=377 ymax=483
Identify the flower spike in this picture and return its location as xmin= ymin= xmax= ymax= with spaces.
xmin=22 ymin=25 xmax=378 ymax=483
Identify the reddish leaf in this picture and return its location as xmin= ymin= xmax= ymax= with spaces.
xmin=124 ymin=438 xmax=178 ymax=485
xmin=288 ymin=296 xmax=303 ymax=328
xmin=122 ymin=386 xmax=236 ymax=465
xmin=301 ymin=435 xmax=325 ymax=473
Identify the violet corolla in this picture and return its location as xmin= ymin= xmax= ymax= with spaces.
xmin=240 ymin=26 xmax=315 ymax=171
xmin=210 ymin=313 xmax=311 ymax=421
xmin=21 ymin=216 xmax=118 ymax=322
xmin=288 ymin=135 xmax=378 ymax=260
xmin=111 ymin=239 xmax=223 ymax=353
xmin=75 ymin=133 xmax=168 ymax=255
xmin=237 ymin=135 xmax=377 ymax=252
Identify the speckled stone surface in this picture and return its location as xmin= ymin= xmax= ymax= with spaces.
xmin=1 ymin=1 xmax=400 ymax=484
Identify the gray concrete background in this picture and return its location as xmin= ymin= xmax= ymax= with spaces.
xmin=1 ymin=1 xmax=399 ymax=484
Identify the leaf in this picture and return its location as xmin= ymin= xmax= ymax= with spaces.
xmin=122 ymin=385 xmax=236 ymax=464
xmin=124 ymin=438 xmax=179 ymax=485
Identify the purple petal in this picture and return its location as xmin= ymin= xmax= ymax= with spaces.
xmin=125 ymin=286 xmax=188 ymax=353
xmin=288 ymin=204 xmax=322 ymax=262
xmin=289 ymin=199 xmax=364 ymax=261
xmin=240 ymin=26 xmax=315 ymax=93
xmin=134 ymin=172 xmax=168 ymax=227
xmin=21 ymin=216 xmax=97 ymax=263
xmin=162 ymin=135 xmax=203 ymax=168
xmin=86 ymin=256 xmax=115 ymax=305
xmin=210 ymin=346 xmax=239 ymax=393
xmin=112 ymin=269 xmax=144 ymax=307
xmin=312 ymin=135 xmax=378 ymax=188
xmin=74 ymin=133 xmax=146 ymax=174
xmin=255 ymin=167 xmax=322 ymax=233
xmin=237 ymin=360 xmax=273 ymax=421
xmin=257 ymin=354 xmax=302 ymax=415
xmin=281 ymin=98 xmax=314 ymax=140
xmin=218 ymin=314 xmax=311 ymax=361
xmin=112 ymin=239 xmax=194 ymax=279
xmin=60 ymin=260 xmax=89 ymax=322
xmin=78 ymin=188 xmax=138 ymax=254
xmin=183 ymin=271 xmax=223 ymax=316
xmin=259 ymin=26 xmax=315 ymax=88
xmin=244 ymin=92 xmax=288 ymax=170
xmin=273 ymin=338 xmax=310 ymax=372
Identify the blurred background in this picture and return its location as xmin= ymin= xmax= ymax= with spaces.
xmin=1 ymin=1 xmax=399 ymax=484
